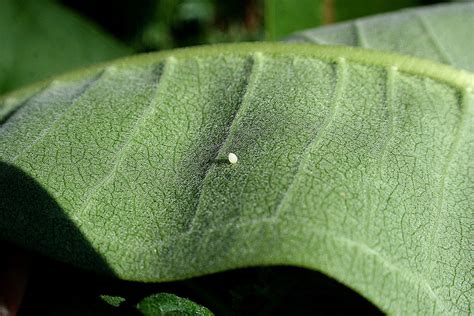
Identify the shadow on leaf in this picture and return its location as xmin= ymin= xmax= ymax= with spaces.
xmin=0 ymin=162 xmax=383 ymax=315
xmin=0 ymin=161 xmax=115 ymax=276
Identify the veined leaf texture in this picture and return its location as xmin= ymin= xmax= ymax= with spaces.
xmin=288 ymin=3 xmax=474 ymax=72
xmin=1 ymin=44 xmax=473 ymax=315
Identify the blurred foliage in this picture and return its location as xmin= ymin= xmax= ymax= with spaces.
xmin=265 ymin=0 xmax=323 ymax=40
xmin=61 ymin=0 xmax=264 ymax=52
xmin=60 ymin=0 xmax=454 ymax=51
xmin=0 ymin=0 xmax=130 ymax=94
xmin=264 ymin=0 xmax=462 ymax=40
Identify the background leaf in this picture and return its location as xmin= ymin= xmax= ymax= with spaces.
xmin=330 ymin=0 xmax=419 ymax=22
xmin=137 ymin=293 xmax=213 ymax=316
xmin=264 ymin=0 xmax=323 ymax=40
xmin=100 ymin=295 xmax=125 ymax=308
xmin=264 ymin=0 xmax=421 ymax=40
xmin=17 ymin=253 xmax=381 ymax=315
xmin=60 ymin=0 xmax=263 ymax=51
xmin=0 ymin=0 xmax=130 ymax=94
xmin=1 ymin=43 xmax=472 ymax=315
xmin=287 ymin=3 xmax=474 ymax=72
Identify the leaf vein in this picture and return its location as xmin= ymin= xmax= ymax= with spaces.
xmin=199 ymin=216 xmax=444 ymax=310
xmin=298 ymin=32 xmax=327 ymax=45
xmin=425 ymin=90 xmax=469 ymax=285
xmin=414 ymin=11 xmax=453 ymax=65
xmin=378 ymin=67 xmax=397 ymax=177
xmin=9 ymin=73 xmax=103 ymax=163
xmin=353 ymin=20 xmax=368 ymax=48
xmin=0 ymin=85 xmax=48 ymax=126
xmin=77 ymin=60 xmax=174 ymax=217
xmin=272 ymin=58 xmax=347 ymax=221
xmin=185 ymin=53 xmax=261 ymax=233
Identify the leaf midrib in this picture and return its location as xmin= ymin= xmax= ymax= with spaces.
xmin=186 ymin=54 xmax=258 ymax=233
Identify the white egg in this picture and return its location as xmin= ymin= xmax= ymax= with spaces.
xmin=228 ymin=153 xmax=238 ymax=164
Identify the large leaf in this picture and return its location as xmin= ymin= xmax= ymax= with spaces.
xmin=287 ymin=3 xmax=474 ymax=72
xmin=1 ymin=43 xmax=473 ymax=315
xmin=0 ymin=0 xmax=130 ymax=94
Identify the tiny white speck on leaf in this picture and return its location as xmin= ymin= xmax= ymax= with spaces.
xmin=228 ymin=153 xmax=238 ymax=164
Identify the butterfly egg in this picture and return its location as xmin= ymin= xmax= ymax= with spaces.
xmin=228 ymin=153 xmax=238 ymax=164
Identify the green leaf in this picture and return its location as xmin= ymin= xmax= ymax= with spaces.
xmin=0 ymin=0 xmax=130 ymax=94
xmin=100 ymin=295 xmax=125 ymax=308
xmin=137 ymin=293 xmax=213 ymax=316
xmin=1 ymin=43 xmax=473 ymax=315
xmin=330 ymin=0 xmax=419 ymax=23
xmin=264 ymin=0 xmax=323 ymax=40
xmin=264 ymin=0 xmax=420 ymax=40
xmin=287 ymin=3 xmax=474 ymax=72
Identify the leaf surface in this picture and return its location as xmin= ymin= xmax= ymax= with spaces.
xmin=264 ymin=0 xmax=419 ymax=40
xmin=0 ymin=0 xmax=130 ymax=94
xmin=287 ymin=3 xmax=474 ymax=72
xmin=1 ymin=43 xmax=473 ymax=315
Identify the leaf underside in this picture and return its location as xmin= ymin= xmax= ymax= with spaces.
xmin=287 ymin=3 xmax=474 ymax=72
xmin=0 ymin=44 xmax=473 ymax=315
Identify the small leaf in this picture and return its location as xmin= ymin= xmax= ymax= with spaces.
xmin=137 ymin=293 xmax=213 ymax=316
xmin=1 ymin=43 xmax=473 ymax=315
xmin=287 ymin=3 xmax=474 ymax=71
xmin=100 ymin=295 xmax=125 ymax=308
